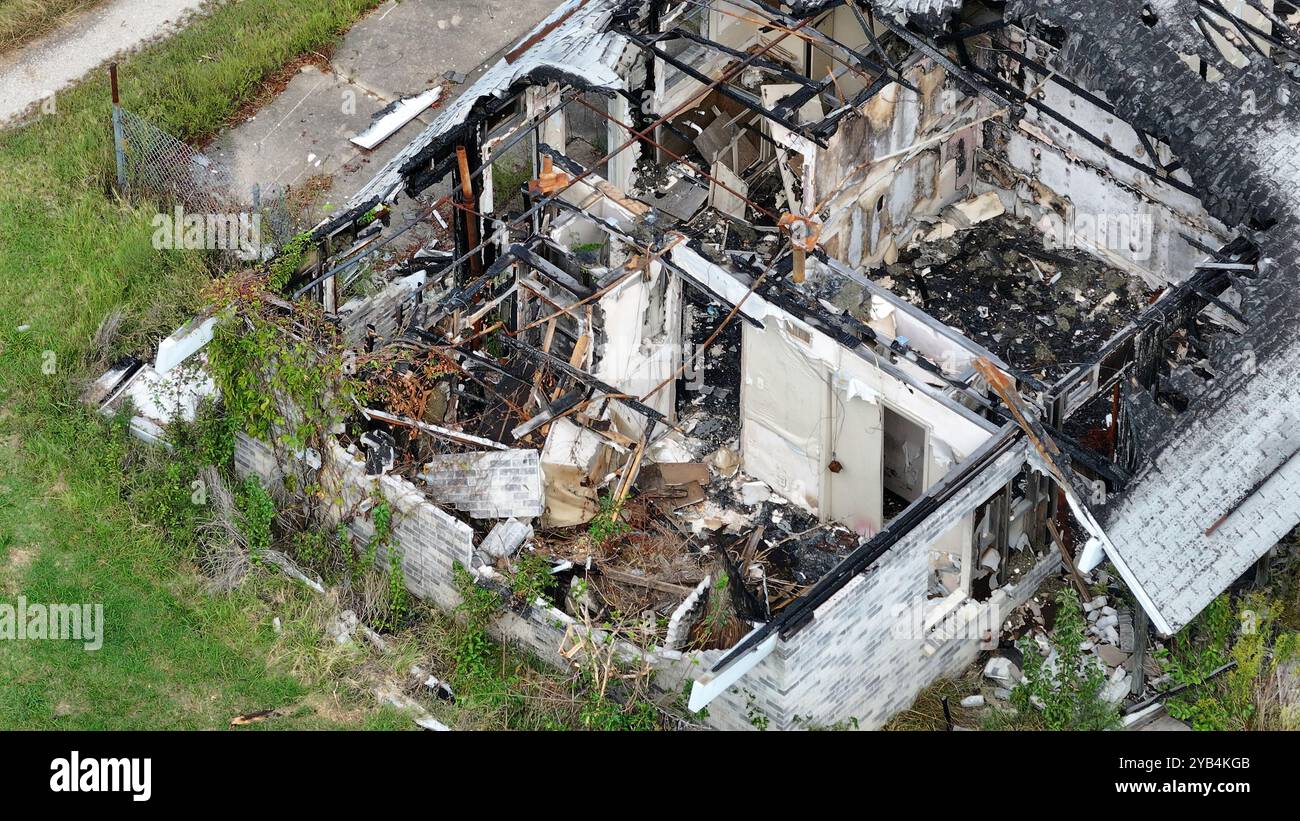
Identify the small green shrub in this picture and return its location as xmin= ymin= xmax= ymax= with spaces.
xmin=1009 ymin=587 xmax=1120 ymax=730
xmin=267 ymin=231 xmax=313 ymax=293
xmin=192 ymin=396 xmax=237 ymax=467
xmin=237 ymin=475 xmax=276 ymax=564
xmin=511 ymin=551 xmax=556 ymax=605
xmin=588 ymin=493 xmax=630 ymax=547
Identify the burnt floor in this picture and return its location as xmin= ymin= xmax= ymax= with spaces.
xmin=837 ymin=214 xmax=1152 ymax=382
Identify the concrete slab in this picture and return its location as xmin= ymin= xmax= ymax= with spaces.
xmin=332 ymin=0 xmax=558 ymax=104
xmin=206 ymin=64 xmax=432 ymax=211
xmin=206 ymin=0 xmax=559 ymax=227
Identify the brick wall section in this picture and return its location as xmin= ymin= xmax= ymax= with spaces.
xmin=233 ymin=433 xmax=474 ymax=610
xmin=233 ymin=432 xmax=280 ymax=485
xmin=235 ymin=433 xmax=1050 ymax=730
xmin=338 ymin=271 xmax=430 ymax=348
xmin=419 ymin=448 xmax=544 ymax=519
xmin=755 ymin=443 xmax=1029 ymax=729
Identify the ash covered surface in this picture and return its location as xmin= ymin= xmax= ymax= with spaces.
xmin=707 ymin=479 xmax=860 ymax=588
xmin=677 ymin=286 xmax=743 ymax=452
xmin=838 ymin=214 xmax=1151 ymax=380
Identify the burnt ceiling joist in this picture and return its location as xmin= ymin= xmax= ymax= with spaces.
xmin=874 ymin=10 xmax=1018 ymax=110
xmin=655 ymin=25 xmax=822 ymax=89
xmin=619 ymin=28 xmax=830 ymax=147
xmin=496 ymin=333 xmax=675 ymax=428
xmin=963 ymin=61 xmax=1203 ymax=198
xmin=1196 ymin=0 xmax=1300 ymax=61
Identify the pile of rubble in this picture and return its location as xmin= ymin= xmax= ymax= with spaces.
xmin=957 ymin=570 xmax=1175 ymax=724
xmin=824 ymin=207 xmax=1150 ymax=381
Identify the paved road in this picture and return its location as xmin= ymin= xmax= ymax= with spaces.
xmin=0 ymin=0 xmax=209 ymax=126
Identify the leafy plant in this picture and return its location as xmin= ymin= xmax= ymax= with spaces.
xmin=1009 ymin=587 xmax=1119 ymax=730
xmin=578 ymin=684 xmax=658 ymax=730
xmin=745 ymin=689 xmax=770 ymax=730
xmin=700 ymin=572 xmax=732 ymax=637
xmin=292 ymin=529 xmax=329 ymax=568
xmin=1161 ymin=592 xmax=1300 ymax=730
xmin=511 ymin=551 xmax=556 ymax=606
xmin=192 ymin=396 xmax=237 ymax=467
xmin=237 ymin=475 xmax=276 ymax=564
xmin=266 ymin=231 xmax=313 ymax=293
xmin=588 ymin=493 xmax=630 ymax=547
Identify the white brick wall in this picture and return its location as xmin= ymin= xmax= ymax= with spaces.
xmin=234 ymin=433 xmax=1056 ymax=731
xmin=234 ymin=434 xmax=474 ymax=609
xmin=420 ymin=449 xmax=544 ymax=519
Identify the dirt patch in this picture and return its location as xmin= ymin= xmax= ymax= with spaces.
xmin=1 ymin=543 xmax=38 ymax=594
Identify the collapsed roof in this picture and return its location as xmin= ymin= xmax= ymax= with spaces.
xmin=1006 ymin=0 xmax=1300 ymax=634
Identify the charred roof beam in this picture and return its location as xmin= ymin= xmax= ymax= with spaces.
xmin=496 ymin=333 xmax=675 ymax=428
xmin=619 ymin=28 xmax=829 ymax=148
xmin=656 ymin=26 xmax=822 ymax=89
xmin=1197 ymin=0 xmax=1300 ymax=60
xmin=990 ymin=47 xmax=1191 ymax=177
xmin=964 ymin=62 xmax=1202 ymax=198
xmin=511 ymin=243 xmax=595 ymax=299
xmin=874 ymin=10 xmax=1018 ymax=111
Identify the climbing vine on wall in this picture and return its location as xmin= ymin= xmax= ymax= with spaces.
xmin=205 ymin=271 xmax=355 ymax=454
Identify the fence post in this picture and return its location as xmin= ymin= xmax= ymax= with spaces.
xmin=109 ymin=63 xmax=128 ymax=193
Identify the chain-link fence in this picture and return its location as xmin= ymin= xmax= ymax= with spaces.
xmin=114 ymin=105 xmax=300 ymax=259
xmin=118 ymin=106 xmax=238 ymax=213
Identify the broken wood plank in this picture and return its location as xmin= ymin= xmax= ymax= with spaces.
xmin=596 ymin=566 xmax=695 ymax=596
xmin=359 ymin=405 xmax=508 ymax=450
xmin=1047 ymin=519 xmax=1092 ymax=601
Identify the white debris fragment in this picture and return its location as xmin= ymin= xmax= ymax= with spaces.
xmin=983 ymin=656 xmax=1021 ymax=683
xmin=481 ymin=518 xmax=533 ymax=559
xmin=328 ymin=609 xmax=359 ymax=644
xmin=740 ymin=481 xmax=771 ymax=506
xmin=960 ymin=694 xmax=985 ymax=708
xmin=1102 ymin=668 xmax=1132 ymax=704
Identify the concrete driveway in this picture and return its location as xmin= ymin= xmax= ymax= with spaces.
xmin=206 ymin=0 xmax=560 ymax=225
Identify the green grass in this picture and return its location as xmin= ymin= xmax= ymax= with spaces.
xmin=0 ymin=0 xmax=111 ymax=54
xmin=0 ymin=0 xmax=392 ymax=729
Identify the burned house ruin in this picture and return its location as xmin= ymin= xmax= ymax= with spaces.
xmin=90 ymin=0 xmax=1300 ymax=729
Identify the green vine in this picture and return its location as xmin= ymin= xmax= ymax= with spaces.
xmin=205 ymin=273 xmax=352 ymax=454
xmin=238 ymin=474 xmax=276 ymax=565
xmin=267 ymin=231 xmax=313 ymax=293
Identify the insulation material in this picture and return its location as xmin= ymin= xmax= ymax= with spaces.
xmin=540 ymin=417 xmax=617 ymax=527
